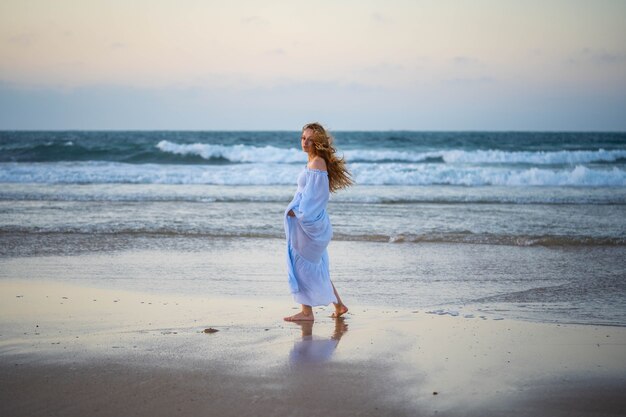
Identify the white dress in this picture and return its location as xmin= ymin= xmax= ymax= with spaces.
xmin=284 ymin=167 xmax=338 ymax=307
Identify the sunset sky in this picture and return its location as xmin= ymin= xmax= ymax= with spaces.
xmin=1 ymin=0 xmax=625 ymax=130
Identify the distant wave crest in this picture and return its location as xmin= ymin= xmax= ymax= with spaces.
xmin=156 ymin=141 xmax=626 ymax=165
xmin=156 ymin=140 xmax=304 ymax=163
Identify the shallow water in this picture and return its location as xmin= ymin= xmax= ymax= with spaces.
xmin=1 ymin=183 xmax=625 ymax=246
xmin=1 ymin=235 xmax=624 ymax=327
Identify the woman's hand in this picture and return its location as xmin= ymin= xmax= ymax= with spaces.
xmin=287 ymin=209 xmax=295 ymax=217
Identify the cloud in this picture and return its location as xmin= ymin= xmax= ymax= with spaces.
xmin=6 ymin=32 xmax=37 ymax=46
xmin=1 ymin=78 xmax=625 ymax=130
xmin=451 ymin=56 xmax=481 ymax=66
xmin=370 ymin=12 xmax=388 ymax=24
xmin=241 ymin=16 xmax=269 ymax=26
xmin=442 ymin=76 xmax=495 ymax=86
xmin=581 ymin=48 xmax=626 ymax=65
xmin=264 ymin=48 xmax=286 ymax=56
xmin=566 ymin=48 xmax=626 ymax=66
xmin=357 ymin=62 xmax=405 ymax=75
xmin=0 ymin=79 xmax=377 ymax=130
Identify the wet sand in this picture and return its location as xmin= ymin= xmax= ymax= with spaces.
xmin=1 ymin=280 xmax=625 ymax=417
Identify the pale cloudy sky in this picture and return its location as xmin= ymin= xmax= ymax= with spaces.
xmin=1 ymin=0 xmax=625 ymax=130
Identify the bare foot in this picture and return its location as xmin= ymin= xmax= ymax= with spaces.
xmin=330 ymin=304 xmax=349 ymax=318
xmin=284 ymin=312 xmax=314 ymax=322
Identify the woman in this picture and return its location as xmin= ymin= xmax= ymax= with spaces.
xmin=283 ymin=122 xmax=353 ymax=322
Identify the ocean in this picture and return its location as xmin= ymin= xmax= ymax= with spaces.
xmin=1 ymin=131 xmax=625 ymax=326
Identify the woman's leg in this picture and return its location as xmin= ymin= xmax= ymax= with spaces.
xmin=284 ymin=304 xmax=314 ymax=321
xmin=331 ymin=281 xmax=349 ymax=318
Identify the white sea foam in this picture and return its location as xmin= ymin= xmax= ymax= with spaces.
xmin=439 ymin=148 xmax=626 ymax=165
xmin=350 ymin=163 xmax=626 ymax=187
xmin=156 ymin=141 xmax=626 ymax=165
xmin=156 ymin=140 xmax=305 ymax=163
xmin=0 ymin=161 xmax=300 ymax=185
xmin=426 ymin=309 xmax=460 ymax=317
xmin=3 ymin=183 xmax=624 ymax=205
xmin=1 ymin=162 xmax=625 ymax=187
xmin=344 ymin=149 xmax=440 ymax=162
xmin=347 ymin=148 xmax=626 ymax=164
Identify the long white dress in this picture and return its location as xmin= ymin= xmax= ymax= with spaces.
xmin=284 ymin=167 xmax=338 ymax=307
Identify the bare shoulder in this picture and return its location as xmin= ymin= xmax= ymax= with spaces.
xmin=308 ymin=157 xmax=327 ymax=171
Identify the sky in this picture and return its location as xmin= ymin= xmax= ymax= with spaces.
xmin=0 ymin=0 xmax=625 ymax=130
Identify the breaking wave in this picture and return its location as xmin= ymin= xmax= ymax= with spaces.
xmin=156 ymin=141 xmax=626 ymax=165
xmin=2 ymin=161 xmax=624 ymax=187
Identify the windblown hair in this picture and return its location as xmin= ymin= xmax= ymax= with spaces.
xmin=303 ymin=122 xmax=354 ymax=193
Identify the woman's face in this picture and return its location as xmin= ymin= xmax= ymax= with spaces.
xmin=301 ymin=128 xmax=315 ymax=154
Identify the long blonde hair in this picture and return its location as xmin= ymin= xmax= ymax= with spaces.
xmin=303 ymin=122 xmax=354 ymax=192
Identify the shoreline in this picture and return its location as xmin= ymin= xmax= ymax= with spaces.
xmin=2 ymin=236 xmax=625 ymax=327
xmin=2 ymin=279 xmax=626 ymax=417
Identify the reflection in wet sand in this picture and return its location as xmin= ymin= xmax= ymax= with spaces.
xmin=289 ymin=319 xmax=348 ymax=364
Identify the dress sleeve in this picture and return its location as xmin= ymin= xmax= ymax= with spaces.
xmin=293 ymin=170 xmax=329 ymax=223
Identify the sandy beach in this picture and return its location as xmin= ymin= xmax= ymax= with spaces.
xmin=1 ymin=278 xmax=625 ymax=417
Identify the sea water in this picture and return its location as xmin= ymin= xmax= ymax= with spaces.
xmin=1 ymin=131 xmax=625 ymax=325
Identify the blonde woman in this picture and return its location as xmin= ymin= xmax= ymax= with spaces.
xmin=284 ymin=123 xmax=353 ymax=322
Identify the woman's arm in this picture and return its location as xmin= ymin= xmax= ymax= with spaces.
xmin=292 ymin=170 xmax=329 ymax=222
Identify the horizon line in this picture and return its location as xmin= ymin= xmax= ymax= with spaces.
xmin=1 ymin=128 xmax=625 ymax=133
